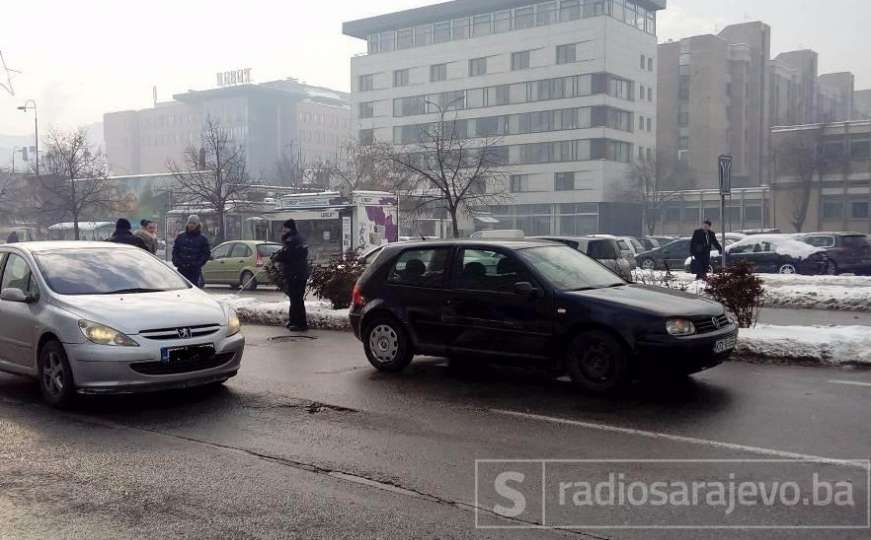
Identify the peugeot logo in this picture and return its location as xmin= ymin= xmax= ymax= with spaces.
xmin=712 ymin=317 xmax=721 ymax=330
xmin=178 ymin=327 xmax=192 ymax=339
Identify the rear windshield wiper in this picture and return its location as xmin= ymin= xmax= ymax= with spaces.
xmin=101 ymin=288 xmax=165 ymax=295
xmin=568 ymin=286 xmax=596 ymax=292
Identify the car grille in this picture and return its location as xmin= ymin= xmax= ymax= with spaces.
xmin=130 ymin=352 xmax=236 ymax=375
xmin=139 ymin=324 xmax=221 ymax=341
xmin=693 ymin=314 xmax=731 ymax=334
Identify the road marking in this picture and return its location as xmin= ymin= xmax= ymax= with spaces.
xmin=490 ymin=409 xmax=867 ymax=470
xmin=829 ymin=379 xmax=871 ymax=388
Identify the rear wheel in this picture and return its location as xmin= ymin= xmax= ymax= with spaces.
xmin=640 ymin=258 xmax=656 ymax=271
xmin=363 ymin=316 xmax=413 ymax=373
xmin=566 ymin=331 xmax=630 ymax=394
xmin=39 ymin=341 xmax=75 ymax=408
xmin=778 ymin=263 xmax=797 ymax=274
xmin=240 ymin=270 xmax=258 ymax=291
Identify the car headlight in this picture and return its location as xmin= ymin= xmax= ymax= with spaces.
xmin=666 ymin=318 xmax=696 ymax=336
xmin=227 ymin=308 xmax=241 ymax=337
xmin=78 ymin=320 xmax=139 ymax=347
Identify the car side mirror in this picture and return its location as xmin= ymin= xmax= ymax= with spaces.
xmin=1 ymin=287 xmax=33 ymax=304
xmin=514 ymin=281 xmax=540 ymax=298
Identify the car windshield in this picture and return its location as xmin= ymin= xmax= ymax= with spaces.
xmin=35 ymin=248 xmax=190 ymax=295
xmin=518 ymin=246 xmax=625 ymax=291
xmin=257 ymin=244 xmax=282 ymax=257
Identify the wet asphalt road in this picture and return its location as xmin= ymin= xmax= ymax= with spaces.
xmin=2 ymin=325 xmax=871 ymax=539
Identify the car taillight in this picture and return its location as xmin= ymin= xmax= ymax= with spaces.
xmin=352 ymin=284 xmax=366 ymax=307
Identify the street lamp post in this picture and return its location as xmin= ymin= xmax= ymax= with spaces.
xmin=17 ymin=99 xmax=38 ymax=177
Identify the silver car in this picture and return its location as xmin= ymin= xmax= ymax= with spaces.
xmin=0 ymin=242 xmax=245 ymax=407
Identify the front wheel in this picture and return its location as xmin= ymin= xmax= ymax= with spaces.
xmin=778 ymin=263 xmax=797 ymax=274
xmin=363 ymin=316 xmax=413 ymax=373
xmin=640 ymin=258 xmax=656 ymax=271
xmin=39 ymin=341 xmax=76 ymax=408
xmin=566 ymin=331 xmax=630 ymax=394
xmin=240 ymin=271 xmax=258 ymax=291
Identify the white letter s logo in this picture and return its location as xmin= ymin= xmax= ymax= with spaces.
xmin=493 ymin=471 xmax=527 ymax=517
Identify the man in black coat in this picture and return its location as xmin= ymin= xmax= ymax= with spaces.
xmin=109 ymin=219 xmax=147 ymax=250
xmin=172 ymin=215 xmax=211 ymax=287
xmin=5 ymin=231 xmax=19 ymax=244
xmin=279 ymin=219 xmax=310 ymax=332
xmin=689 ymin=220 xmax=723 ymax=280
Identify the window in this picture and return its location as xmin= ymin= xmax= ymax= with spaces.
xmin=472 ymin=14 xmax=492 ymax=36
xmin=1 ymin=254 xmax=37 ymax=296
xmin=646 ymin=118 xmax=652 ymax=132
xmin=456 ymin=249 xmax=532 ymax=292
xmin=414 ymin=24 xmax=433 ymax=47
xmin=851 ymin=139 xmax=871 ymax=160
xmin=537 ymin=2 xmax=557 ymax=25
xmin=678 ymin=103 xmax=689 ymax=126
xmin=515 ymin=6 xmax=535 ymax=29
xmin=434 ymin=21 xmax=452 ymax=43
xmin=510 ymin=174 xmax=529 ymax=193
xmin=560 ymin=0 xmax=581 ymax=21
xmin=647 ymin=87 xmax=653 ymax=101
xmin=648 ymin=57 xmax=654 ymax=71
xmin=359 ymin=102 xmax=374 ymax=119
xmin=359 ymin=129 xmax=374 ymax=145
xmin=469 ymin=57 xmax=488 ymax=77
xmin=211 ymin=243 xmax=233 ymax=259
xmin=851 ymin=201 xmax=869 ymax=219
xmin=679 ymin=76 xmax=690 ymax=99
xmin=638 ymin=115 xmax=644 ymax=130
xmin=452 ymin=17 xmax=470 ymax=40
xmin=388 ymin=248 xmax=450 ymax=288
xmin=230 ymin=244 xmax=252 ymax=258
xmin=430 ymin=63 xmax=447 ymax=82
xmin=679 ymin=136 xmax=689 ymax=150
xmin=556 ymin=44 xmax=577 ymax=65
xmin=555 ymin=172 xmax=575 ymax=191
xmin=511 ymin=51 xmax=530 ymax=71
xmin=359 ymin=74 xmax=374 ymax=92
xmin=396 ymin=28 xmax=414 ymax=49
xmin=640 ymin=54 xmax=646 ymax=69
xmin=393 ymin=69 xmax=410 ymax=88
xmin=639 ymin=84 xmax=645 ymax=100
xmin=822 ymin=198 xmax=843 ymax=220
xmin=804 ymin=235 xmax=835 ymax=248
xmin=494 ymin=10 xmax=512 ymax=32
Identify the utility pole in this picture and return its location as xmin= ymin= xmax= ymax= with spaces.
xmin=17 ymin=100 xmax=38 ymax=176
xmin=718 ymin=155 xmax=733 ymax=271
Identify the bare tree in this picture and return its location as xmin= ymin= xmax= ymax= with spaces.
xmin=168 ymin=117 xmax=251 ymax=242
xmin=274 ymin=142 xmax=306 ymax=187
xmin=333 ymin=140 xmax=410 ymax=196
xmin=773 ymin=125 xmax=843 ymax=232
xmin=388 ymin=104 xmax=508 ymax=238
xmin=38 ymin=128 xmax=118 ymax=240
xmin=621 ymin=154 xmax=687 ymax=235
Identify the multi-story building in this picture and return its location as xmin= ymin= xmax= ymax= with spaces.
xmin=772 ymin=50 xmax=818 ymax=126
xmin=817 ymin=72 xmax=855 ymax=123
xmin=104 ymin=78 xmax=350 ymax=182
xmin=657 ymin=22 xmax=771 ymax=192
xmin=856 ymin=89 xmax=871 ymax=120
xmin=344 ymin=0 xmax=667 ymax=237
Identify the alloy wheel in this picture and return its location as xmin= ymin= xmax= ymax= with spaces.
xmin=41 ymin=351 xmax=65 ymax=397
xmin=779 ymin=264 xmax=797 ymax=274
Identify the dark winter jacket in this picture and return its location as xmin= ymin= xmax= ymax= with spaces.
xmin=172 ymin=230 xmax=211 ymax=270
xmin=109 ymin=229 xmax=148 ymax=250
xmin=5 ymin=231 xmax=19 ymax=244
xmin=690 ymin=228 xmax=723 ymax=263
xmin=277 ymin=231 xmax=310 ymax=277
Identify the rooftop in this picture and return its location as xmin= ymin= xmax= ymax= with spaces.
xmin=343 ymin=0 xmax=666 ymax=39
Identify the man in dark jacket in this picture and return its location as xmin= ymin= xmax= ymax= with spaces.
xmin=279 ymin=219 xmax=310 ymax=332
xmin=172 ymin=215 xmax=211 ymax=287
xmin=5 ymin=231 xmax=19 ymax=244
xmin=109 ymin=219 xmax=147 ymax=250
xmin=690 ymin=220 xmax=723 ymax=280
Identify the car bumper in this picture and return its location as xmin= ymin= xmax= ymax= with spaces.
xmin=64 ymin=332 xmax=245 ymax=395
xmin=350 ymin=312 xmax=363 ymax=340
xmin=635 ymin=326 xmax=739 ymax=374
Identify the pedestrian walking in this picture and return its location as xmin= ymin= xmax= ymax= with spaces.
xmin=109 ymin=218 xmax=147 ymax=250
xmin=172 ymin=215 xmax=211 ymax=287
xmin=134 ymin=219 xmax=159 ymax=254
xmin=5 ymin=231 xmax=19 ymax=244
xmin=689 ymin=220 xmax=723 ymax=280
xmin=278 ymin=219 xmax=310 ymax=332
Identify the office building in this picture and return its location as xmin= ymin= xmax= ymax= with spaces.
xmin=344 ymin=0 xmax=667 ymax=237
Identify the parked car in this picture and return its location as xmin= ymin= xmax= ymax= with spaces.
xmin=532 ymin=236 xmax=633 ymax=278
xmin=202 ymin=241 xmax=282 ymax=290
xmin=589 ymin=235 xmax=638 ymax=268
xmin=636 ymin=238 xmax=692 ymax=271
xmin=703 ymin=235 xmax=835 ymax=275
xmin=0 ymin=242 xmax=245 ymax=407
xmin=796 ymin=232 xmax=871 ymax=275
xmin=349 ymin=240 xmax=737 ymax=393
xmin=639 ymin=237 xmax=661 ymax=251
xmin=620 ymin=236 xmax=647 ymax=258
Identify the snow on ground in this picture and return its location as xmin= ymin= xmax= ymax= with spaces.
xmin=216 ymin=295 xmax=351 ymax=330
xmin=631 ymin=270 xmax=871 ymax=312
xmin=739 ymin=325 xmax=871 ymax=366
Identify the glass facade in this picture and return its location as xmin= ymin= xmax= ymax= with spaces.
xmin=366 ymin=0 xmax=657 ymax=54
xmin=491 ymin=202 xmax=599 ymax=236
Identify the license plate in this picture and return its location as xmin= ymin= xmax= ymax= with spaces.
xmin=713 ymin=336 xmax=737 ymax=354
xmin=160 ymin=344 xmax=215 ymax=363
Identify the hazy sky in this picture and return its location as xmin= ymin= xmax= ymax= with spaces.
xmin=1 ymin=0 xmax=868 ymax=136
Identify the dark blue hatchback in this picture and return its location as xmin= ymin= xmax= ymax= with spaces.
xmin=350 ymin=240 xmax=737 ymax=393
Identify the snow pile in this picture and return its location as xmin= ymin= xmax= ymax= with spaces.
xmin=216 ymin=295 xmax=351 ymax=330
xmin=727 ymin=235 xmax=825 ymax=259
xmin=738 ymin=325 xmax=871 ymax=366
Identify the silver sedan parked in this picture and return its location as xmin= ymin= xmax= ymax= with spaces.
xmin=0 ymin=242 xmax=245 ymax=407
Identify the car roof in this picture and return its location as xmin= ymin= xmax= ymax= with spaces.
xmin=1 ymin=241 xmax=140 ymax=253
xmin=217 ymin=240 xmax=280 ymax=245
xmin=384 ymin=239 xmax=556 ymax=251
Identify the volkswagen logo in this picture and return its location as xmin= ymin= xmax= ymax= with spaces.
xmin=178 ymin=327 xmax=192 ymax=339
xmin=711 ymin=317 xmax=721 ymax=330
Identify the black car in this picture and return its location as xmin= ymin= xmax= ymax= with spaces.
xmin=636 ymin=238 xmax=691 ymax=271
xmin=704 ymin=235 xmax=834 ymax=275
xmin=797 ymin=232 xmax=871 ymax=275
xmin=349 ymin=240 xmax=737 ymax=393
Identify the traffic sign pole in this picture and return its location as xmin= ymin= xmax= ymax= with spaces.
xmin=718 ymin=155 xmax=733 ymax=272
